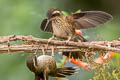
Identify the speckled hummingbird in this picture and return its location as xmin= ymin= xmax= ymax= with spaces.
xmin=40 ymin=8 xmax=112 ymax=42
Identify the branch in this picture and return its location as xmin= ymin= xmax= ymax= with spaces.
xmin=0 ymin=35 xmax=120 ymax=54
xmin=0 ymin=45 xmax=82 ymax=54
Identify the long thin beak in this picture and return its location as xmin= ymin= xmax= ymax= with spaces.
xmin=44 ymin=18 xmax=50 ymax=31
xmin=34 ymin=44 xmax=41 ymax=55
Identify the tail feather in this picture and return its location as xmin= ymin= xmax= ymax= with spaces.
xmin=76 ymin=34 xmax=87 ymax=42
xmin=58 ymin=71 xmax=76 ymax=75
xmin=56 ymin=73 xmax=66 ymax=77
xmin=58 ymin=67 xmax=78 ymax=71
xmin=56 ymin=67 xmax=78 ymax=77
xmin=35 ymin=74 xmax=41 ymax=80
xmin=62 ymin=51 xmax=85 ymax=59
xmin=57 ymin=70 xmax=76 ymax=75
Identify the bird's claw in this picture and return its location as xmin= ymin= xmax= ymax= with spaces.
xmin=65 ymin=37 xmax=71 ymax=45
xmin=51 ymin=46 xmax=55 ymax=57
xmin=42 ymin=46 xmax=46 ymax=55
xmin=46 ymin=37 xmax=55 ymax=50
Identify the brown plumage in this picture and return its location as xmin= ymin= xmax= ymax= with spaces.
xmin=40 ymin=8 xmax=113 ymax=59
xmin=26 ymin=54 xmax=78 ymax=80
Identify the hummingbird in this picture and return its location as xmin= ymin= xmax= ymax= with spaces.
xmin=40 ymin=8 xmax=112 ymax=42
xmin=40 ymin=8 xmax=113 ymax=68
xmin=26 ymin=46 xmax=78 ymax=80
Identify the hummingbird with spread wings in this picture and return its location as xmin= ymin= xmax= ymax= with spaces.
xmin=40 ymin=8 xmax=113 ymax=69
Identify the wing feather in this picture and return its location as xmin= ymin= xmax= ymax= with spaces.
xmin=71 ymin=11 xmax=113 ymax=29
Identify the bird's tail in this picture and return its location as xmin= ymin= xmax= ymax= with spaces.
xmin=75 ymin=34 xmax=87 ymax=42
xmin=55 ymin=67 xmax=78 ymax=77
xmin=35 ymin=74 xmax=41 ymax=80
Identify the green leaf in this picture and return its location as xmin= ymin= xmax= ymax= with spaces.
xmin=62 ymin=11 xmax=69 ymax=16
xmin=75 ymin=10 xmax=81 ymax=13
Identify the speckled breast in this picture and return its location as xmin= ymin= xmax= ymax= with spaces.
xmin=52 ymin=17 xmax=75 ymax=38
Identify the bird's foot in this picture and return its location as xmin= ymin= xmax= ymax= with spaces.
xmin=48 ymin=37 xmax=54 ymax=43
xmin=65 ymin=37 xmax=71 ymax=45
xmin=42 ymin=46 xmax=46 ymax=55
xmin=51 ymin=46 xmax=56 ymax=57
xmin=65 ymin=40 xmax=70 ymax=44
xmin=46 ymin=36 xmax=55 ymax=50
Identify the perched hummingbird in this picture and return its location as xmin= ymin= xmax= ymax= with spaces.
xmin=40 ymin=8 xmax=112 ymax=42
xmin=26 ymin=53 xmax=78 ymax=80
xmin=40 ymin=8 xmax=113 ymax=68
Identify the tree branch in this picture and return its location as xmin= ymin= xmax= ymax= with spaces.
xmin=0 ymin=45 xmax=82 ymax=54
xmin=0 ymin=35 xmax=120 ymax=54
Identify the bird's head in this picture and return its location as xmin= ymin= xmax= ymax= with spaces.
xmin=46 ymin=8 xmax=63 ymax=20
xmin=26 ymin=54 xmax=38 ymax=72
xmin=41 ymin=8 xmax=63 ymax=31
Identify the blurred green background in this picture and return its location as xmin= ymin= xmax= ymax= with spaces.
xmin=0 ymin=0 xmax=120 ymax=80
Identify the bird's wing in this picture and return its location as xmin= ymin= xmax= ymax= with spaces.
xmin=68 ymin=11 xmax=113 ymax=29
xmin=40 ymin=19 xmax=53 ymax=33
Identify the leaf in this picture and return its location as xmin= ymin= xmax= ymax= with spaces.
xmin=75 ymin=10 xmax=81 ymax=13
xmin=62 ymin=11 xmax=69 ymax=16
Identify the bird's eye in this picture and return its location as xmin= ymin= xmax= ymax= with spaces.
xmin=52 ymin=13 xmax=60 ymax=17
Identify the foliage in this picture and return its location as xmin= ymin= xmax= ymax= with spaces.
xmin=93 ymin=53 xmax=120 ymax=80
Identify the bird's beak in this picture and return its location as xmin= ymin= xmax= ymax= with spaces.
xmin=44 ymin=18 xmax=50 ymax=31
xmin=34 ymin=44 xmax=41 ymax=55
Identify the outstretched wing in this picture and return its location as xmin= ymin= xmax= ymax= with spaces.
xmin=40 ymin=19 xmax=53 ymax=33
xmin=70 ymin=11 xmax=113 ymax=29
